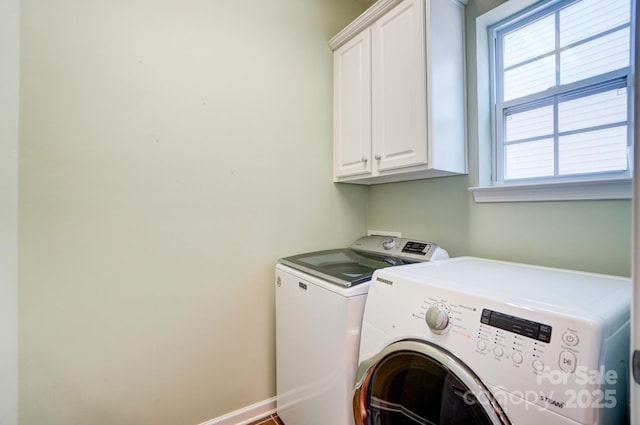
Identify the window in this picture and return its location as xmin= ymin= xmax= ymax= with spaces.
xmin=472 ymin=0 xmax=634 ymax=202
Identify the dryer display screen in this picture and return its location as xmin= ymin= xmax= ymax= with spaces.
xmin=481 ymin=309 xmax=552 ymax=343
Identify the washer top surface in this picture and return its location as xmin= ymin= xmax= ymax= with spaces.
xmin=278 ymin=235 xmax=448 ymax=287
xmin=276 ymin=263 xmax=371 ymax=297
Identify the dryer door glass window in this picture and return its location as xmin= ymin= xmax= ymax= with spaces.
xmin=354 ymin=342 xmax=509 ymax=425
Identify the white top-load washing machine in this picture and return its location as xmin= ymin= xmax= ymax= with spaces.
xmin=354 ymin=257 xmax=631 ymax=425
xmin=276 ymin=236 xmax=448 ymax=425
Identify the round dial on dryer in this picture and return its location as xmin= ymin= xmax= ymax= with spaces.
xmin=425 ymin=303 xmax=452 ymax=334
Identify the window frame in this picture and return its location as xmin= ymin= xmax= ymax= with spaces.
xmin=470 ymin=0 xmax=635 ymax=203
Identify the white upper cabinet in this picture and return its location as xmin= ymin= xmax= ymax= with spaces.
xmin=330 ymin=0 xmax=468 ymax=184
xmin=334 ymin=29 xmax=372 ymax=178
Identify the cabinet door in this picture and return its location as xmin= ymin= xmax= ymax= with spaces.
xmin=371 ymin=0 xmax=427 ymax=172
xmin=333 ymin=30 xmax=372 ymax=178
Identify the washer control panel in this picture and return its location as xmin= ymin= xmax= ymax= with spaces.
xmin=349 ymin=236 xmax=449 ymax=262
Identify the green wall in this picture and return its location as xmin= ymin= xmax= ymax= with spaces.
xmin=18 ymin=1 xmax=368 ymax=424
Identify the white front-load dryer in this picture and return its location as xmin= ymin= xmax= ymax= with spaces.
xmin=354 ymin=257 xmax=631 ymax=425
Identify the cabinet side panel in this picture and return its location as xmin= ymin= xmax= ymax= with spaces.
xmin=427 ymin=0 xmax=468 ymax=173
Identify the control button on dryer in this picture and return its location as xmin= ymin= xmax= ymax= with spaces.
xmin=562 ymin=332 xmax=579 ymax=347
xmin=425 ymin=304 xmax=451 ymax=334
xmin=476 ymin=340 xmax=487 ymax=351
xmin=532 ymin=359 xmax=545 ymax=373
xmin=493 ymin=346 xmax=504 ymax=357
xmin=512 ymin=352 xmax=523 ymax=365
xmin=559 ymin=351 xmax=577 ymax=373
xmin=538 ymin=325 xmax=552 ymax=343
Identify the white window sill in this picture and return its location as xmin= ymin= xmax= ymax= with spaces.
xmin=469 ymin=178 xmax=632 ymax=203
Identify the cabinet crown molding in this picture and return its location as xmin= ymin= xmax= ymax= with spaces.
xmin=329 ymin=0 xmax=403 ymax=50
xmin=328 ymin=0 xmax=468 ymax=51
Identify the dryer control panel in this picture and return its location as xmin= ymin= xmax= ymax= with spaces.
xmin=480 ymin=309 xmax=552 ymax=343
xmin=413 ymin=294 xmax=595 ymax=383
xmin=408 ymin=292 xmax=620 ymax=425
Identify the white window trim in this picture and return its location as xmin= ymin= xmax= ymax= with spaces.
xmin=472 ymin=0 xmax=634 ymax=203
xmin=469 ymin=178 xmax=631 ymax=202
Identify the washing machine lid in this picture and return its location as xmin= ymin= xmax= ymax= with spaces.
xmin=353 ymin=340 xmax=511 ymax=425
xmin=278 ymin=248 xmax=402 ymax=287
xmin=278 ymin=236 xmax=449 ymax=287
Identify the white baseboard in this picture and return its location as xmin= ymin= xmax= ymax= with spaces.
xmin=198 ymin=397 xmax=277 ymax=425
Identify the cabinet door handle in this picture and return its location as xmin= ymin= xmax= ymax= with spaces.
xmin=361 ymin=157 xmax=368 ymax=163
xmin=374 ymin=154 xmax=381 ymax=160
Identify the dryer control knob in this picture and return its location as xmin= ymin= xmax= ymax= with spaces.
xmin=425 ymin=304 xmax=451 ymax=334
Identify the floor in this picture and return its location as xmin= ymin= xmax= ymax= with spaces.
xmin=247 ymin=413 xmax=284 ymax=425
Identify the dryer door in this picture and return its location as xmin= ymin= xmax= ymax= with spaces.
xmin=353 ymin=340 xmax=511 ymax=425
